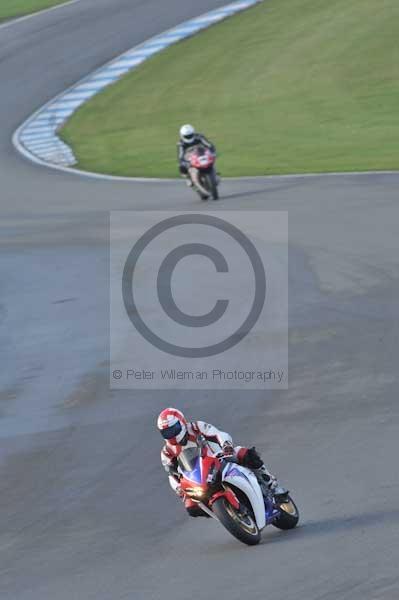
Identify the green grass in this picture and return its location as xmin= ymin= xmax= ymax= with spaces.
xmin=0 ymin=0 xmax=69 ymax=21
xmin=61 ymin=0 xmax=399 ymax=177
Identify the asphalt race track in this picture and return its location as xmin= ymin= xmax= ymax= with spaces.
xmin=1 ymin=1 xmax=399 ymax=599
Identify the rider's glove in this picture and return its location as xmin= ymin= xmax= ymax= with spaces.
xmin=175 ymin=485 xmax=184 ymax=498
xmin=222 ymin=442 xmax=235 ymax=457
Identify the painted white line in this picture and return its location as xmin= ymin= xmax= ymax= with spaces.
xmin=100 ymin=69 xmax=129 ymax=78
xmin=39 ymin=148 xmax=63 ymax=157
xmin=90 ymin=75 xmax=119 ymax=83
xmin=73 ymin=82 xmax=108 ymax=92
xmin=141 ymin=43 xmax=169 ymax=50
xmin=51 ymin=96 xmax=87 ymax=104
xmin=0 ymin=0 xmax=81 ymax=32
xmin=47 ymin=102 xmax=82 ymax=110
xmin=27 ymin=137 xmax=57 ymax=146
xmin=161 ymin=29 xmax=196 ymax=38
xmin=23 ymin=127 xmax=52 ymax=134
xmin=21 ymin=134 xmax=54 ymax=141
xmin=192 ymin=14 xmax=230 ymax=24
xmin=116 ymin=57 xmax=146 ymax=66
xmin=29 ymin=144 xmax=59 ymax=153
xmin=20 ymin=127 xmax=54 ymax=135
xmin=12 ymin=135 xmax=399 ymax=183
xmin=31 ymin=114 xmax=56 ymax=120
xmin=62 ymin=92 xmax=93 ymax=101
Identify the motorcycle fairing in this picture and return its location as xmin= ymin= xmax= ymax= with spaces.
xmin=222 ymin=463 xmax=266 ymax=530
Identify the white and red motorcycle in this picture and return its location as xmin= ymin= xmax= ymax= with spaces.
xmin=184 ymin=144 xmax=219 ymax=201
xmin=178 ymin=439 xmax=299 ymax=546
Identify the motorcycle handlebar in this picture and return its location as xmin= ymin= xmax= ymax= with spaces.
xmin=219 ymin=456 xmax=238 ymax=464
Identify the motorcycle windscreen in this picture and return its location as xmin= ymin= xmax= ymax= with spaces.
xmin=183 ymin=144 xmax=204 ymax=160
xmin=177 ymin=446 xmax=201 ymax=475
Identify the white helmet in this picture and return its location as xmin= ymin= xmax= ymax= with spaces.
xmin=180 ymin=124 xmax=196 ymax=144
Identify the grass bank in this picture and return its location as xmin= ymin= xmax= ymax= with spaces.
xmin=61 ymin=0 xmax=399 ymax=177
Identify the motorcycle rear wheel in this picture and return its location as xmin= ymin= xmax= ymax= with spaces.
xmin=212 ymin=497 xmax=260 ymax=545
xmin=272 ymin=495 xmax=299 ymax=530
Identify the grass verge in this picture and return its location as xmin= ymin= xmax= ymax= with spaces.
xmin=61 ymin=0 xmax=399 ymax=177
xmin=0 ymin=0 xmax=70 ymax=21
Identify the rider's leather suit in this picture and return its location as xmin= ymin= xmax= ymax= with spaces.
xmin=161 ymin=421 xmax=276 ymax=517
xmin=177 ymin=134 xmax=216 ymax=174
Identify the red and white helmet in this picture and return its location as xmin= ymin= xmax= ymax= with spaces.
xmin=157 ymin=408 xmax=188 ymax=445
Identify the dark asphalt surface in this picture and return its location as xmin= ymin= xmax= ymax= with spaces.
xmin=1 ymin=1 xmax=398 ymax=599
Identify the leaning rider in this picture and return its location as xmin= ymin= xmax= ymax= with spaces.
xmin=177 ymin=124 xmax=216 ymax=186
xmin=157 ymin=407 xmax=288 ymax=517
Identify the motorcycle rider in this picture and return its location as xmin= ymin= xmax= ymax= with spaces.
xmin=177 ymin=124 xmax=216 ymax=186
xmin=157 ymin=407 xmax=287 ymax=518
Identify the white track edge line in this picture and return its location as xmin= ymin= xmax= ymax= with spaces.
xmin=10 ymin=137 xmax=399 ymax=184
xmin=0 ymin=0 xmax=80 ymax=31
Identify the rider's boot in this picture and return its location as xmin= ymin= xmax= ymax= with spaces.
xmin=242 ymin=447 xmax=288 ymax=500
xmin=253 ymin=465 xmax=288 ymax=500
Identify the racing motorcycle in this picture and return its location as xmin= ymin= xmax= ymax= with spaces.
xmin=185 ymin=144 xmax=219 ymax=201
xmin=178 ymin=438 xmax=299 ymax=546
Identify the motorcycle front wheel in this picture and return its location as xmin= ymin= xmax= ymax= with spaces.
xmin=212 ymin=497 xmax=260 ymax=545
xmin=205 ymin=170 xmax=219 ymax=200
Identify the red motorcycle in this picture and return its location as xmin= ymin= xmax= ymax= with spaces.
xmin=177 ymin=438 xmax=299 ymax=546
xmin=185 ymin=144 xmax=219 ymax=201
